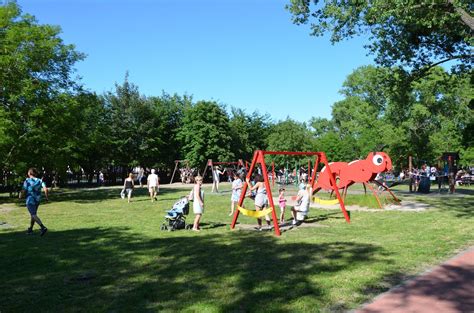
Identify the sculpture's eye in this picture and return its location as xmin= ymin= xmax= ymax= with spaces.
xmin=372 ymin=155 xmax=383 ymax=165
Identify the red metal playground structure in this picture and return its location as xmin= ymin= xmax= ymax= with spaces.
xmin=230 ymin=150 xmax=396 ymax=236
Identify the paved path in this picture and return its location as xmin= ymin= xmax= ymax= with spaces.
xmin=357 ymin=247 xmax=474 ymax=313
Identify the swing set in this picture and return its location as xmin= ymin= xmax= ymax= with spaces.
xmin=169 ymin=160 xmax=191 ymax=184
xmin=202 ymin=159 xmax=245 ymax=181
xmin=230 ymin=150 xmax=351 ymax=236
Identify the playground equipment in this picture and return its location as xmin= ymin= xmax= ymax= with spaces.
xmin=231 ymin=150 xmax=351 ymax=236
xmin=313 ymin=152 xmax=399 ymax=209
xmin=169 ymin=160 xmax=191 ymax=184
xmin=202 ymin=159 xmax=245 ymax=180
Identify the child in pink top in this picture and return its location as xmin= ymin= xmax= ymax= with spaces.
xmin=278 ymin=188 xmax=287 ymax=223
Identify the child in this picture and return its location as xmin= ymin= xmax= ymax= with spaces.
xmin=278 ymin=188 xmax=287 ymax=223
xmin=190 ymin=175 xmax=204 ymax=231
xmin=229 ymin=172 xmax=242 ymax=216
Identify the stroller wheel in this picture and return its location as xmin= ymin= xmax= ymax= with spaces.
xmin=185 ymin=224 xmax=192 ymax=230
xmin=160 ymin=224 xmax=166 ymax=231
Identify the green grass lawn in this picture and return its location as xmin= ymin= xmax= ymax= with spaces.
xmin=0 ymin=183 xmax=473 ymax=312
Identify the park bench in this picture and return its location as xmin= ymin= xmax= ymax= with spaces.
xmin=460 ymin=176 xmax=472 ymax=186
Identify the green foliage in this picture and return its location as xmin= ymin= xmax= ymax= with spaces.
xmin=0 ymin=2 xmax=84 ymax=174
xmin=178 ymin=101 xmax=234 ymax=168
xmin=287 ymin=0 xmax=473 ymax=74
xmin=460 ymin=146 xmax=474 ymax=166
xmin=311 ymin=65 xmax=472 ymax=168
xmin=147 ymin=92 xmax=191 ymax=167
xmin=229 ymin=108 xmax=272 ymax=161
xmin=266 ymin=118 xmax=315 ymax=164
xmin=2 ymin=1 xmax=472 ymax=185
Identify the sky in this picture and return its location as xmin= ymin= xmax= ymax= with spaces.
xmin=17 ymin=0 xmax=373 ymax=123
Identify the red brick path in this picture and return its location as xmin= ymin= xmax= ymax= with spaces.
xmin=357 ymin=247 xmax=474 ymax=313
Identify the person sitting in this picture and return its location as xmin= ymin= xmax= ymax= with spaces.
xmin=291 ymin=183 xmax=311 ymax=225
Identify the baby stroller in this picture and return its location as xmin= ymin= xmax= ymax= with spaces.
xmin=160 ymin=197 xmax=191 ymax=231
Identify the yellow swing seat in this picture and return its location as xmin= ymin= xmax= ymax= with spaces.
xmin=237 ymin=206 xmax=273 ymax=218
xmin=313 ymin=197 xmax=339 ymax=205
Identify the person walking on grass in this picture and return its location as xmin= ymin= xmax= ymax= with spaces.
xmin=19 ymin=168 xmax=49 ymax=236
xmin=122 ymin=173 xmax=135 ymax=203
xmin=189 ymin=175 xmax=204 ymax=231
xmin=147 ymin=169 xmax=159 ymax=202
xmin=229 ymin=172 xmax=242 ymax=216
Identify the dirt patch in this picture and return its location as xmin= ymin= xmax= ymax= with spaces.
xmin=0 ymin=204 xmax=19 ymax=213
xmin=312 ymin=200 xmax=429 ymax=212
xmin=234 ymin=221 xmax=328 ymax=232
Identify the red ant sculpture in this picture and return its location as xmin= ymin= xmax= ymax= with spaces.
xmin=312 ymin=152 xmax=400 ymax=208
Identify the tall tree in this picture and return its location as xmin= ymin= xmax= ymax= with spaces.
xmin=148 ymin=92 xmax=190 ymax=168
xmin=0 ymin=2 xmax=84 ymax=175
xmin=266 ymin=118 xmax=315 ymax=165
xmin=312 ymin=65 xmax=472 ymax=168
xmin=287 ymin=0 xmax=473 ymax=76
xmin=177 ymin=101 xmax=234 ymax=168
xmin=229 ymin=108 xmax=272 ymax=162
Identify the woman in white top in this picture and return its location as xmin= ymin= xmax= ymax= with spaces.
xmin=229 ymin=172 xmax=243 ymax=216
xmin=211 ymin=166 xmax=224 ymax=193
xmin=190 ymin=175 xmax=204 ymax=231
xmin=246 ymin=174 xmax=271 ymax=230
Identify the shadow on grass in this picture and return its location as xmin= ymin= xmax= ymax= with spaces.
xmin=45 ymin=187 xmax=191 ymax=204
xmin=0 ymin=227 xmax=388 ymax=312
xmin=304 ymin=212 xmax=345 ymax=224
xmin=428 ymin=196 xmax=474 ymax=218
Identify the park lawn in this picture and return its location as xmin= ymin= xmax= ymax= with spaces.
xmin=0 ymin=184 xmax=473 ymax=312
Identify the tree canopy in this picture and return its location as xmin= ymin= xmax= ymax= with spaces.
xmin=1 ymin=2 xmax=472 ymax=185
xmin=287 ymin=0 xmax=473 ymax=75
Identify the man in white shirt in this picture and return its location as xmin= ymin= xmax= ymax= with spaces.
xmin=291 ymin=183 xmax=310 ymax=225
xmin=147 ymin=169 xmax=159 ymax=202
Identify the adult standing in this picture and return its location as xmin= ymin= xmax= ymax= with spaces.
xmin=147 ymin=169 xmax=159 ymax=202
xmin=137 ymin=167 xmax=145 ymax=188
xmin=211 ymin=166 xmax=224 ymax=193
xmin=19 ymin=168 xmax=49 ymax=236
xmin=190 ymin=175 xmax=204 ymax=231
xmin=98 ymin=171 xmax=104 ymax=186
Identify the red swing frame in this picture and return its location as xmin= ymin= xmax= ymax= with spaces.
xmin=230 ymin=150 xmax=350 ymax=236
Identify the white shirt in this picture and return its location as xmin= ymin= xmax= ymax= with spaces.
xmin=297 ymin=189 xmax=310 ymax=212
xmin=212 ymin=170 xmax=222 ymax=182
xmin=147 ymin=173 xmax=159 ymax=187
